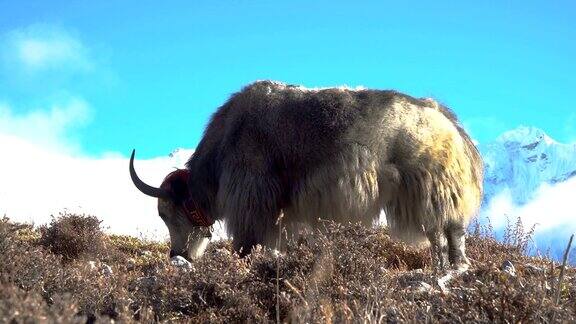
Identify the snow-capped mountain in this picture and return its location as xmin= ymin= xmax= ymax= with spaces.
xmin=480 ymin=126 xmax=576 ymax=205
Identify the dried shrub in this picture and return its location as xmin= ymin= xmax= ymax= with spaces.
xmin=39 ymin=213 xmax=106 ymax=262
xmin=0 ymin=217 xmax=12 ymax=256
xmin=0 ymin=214 xmax=574 ymax=323
xmin=0 ymin=283 xmax=84 ymax=323
xmin=502 ymin=215 xmax=537 ymax=254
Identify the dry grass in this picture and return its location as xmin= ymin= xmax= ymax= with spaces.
xmin=0 ymin=214 xmax=574 ymax=323
xmin=39 ymin=213 xmax=106 ymax=263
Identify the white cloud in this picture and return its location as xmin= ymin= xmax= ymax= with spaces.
xmin=0 ymin=24 xmax=187 ymax=240
xmin=0 ymin=103 xmax=229 ymax=240
xmin=0 ymin=98 xmax=91 ymax=154
xmin=0 ymin=135 xmax=172 ymax=238
xmin=0 ymin=103 xmax=187 ymax=239
xmin=1 ymin=24 xmax=92 ymax=74
xmin=481 ymin=178 xmax=576 ymax=258
xmin=482 ymin=179 xmax=576 ymax=232
xmin=0 ymin=102 xmax=177 ymax=238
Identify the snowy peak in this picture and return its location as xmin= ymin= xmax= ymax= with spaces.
xmin=481 ymin=126 xmax=576 ymax=205
xmin=495 ymin=126 xmax=556 ymax=148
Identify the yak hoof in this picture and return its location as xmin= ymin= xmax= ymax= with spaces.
xmin=436 ymin=266 xmax=469 ymax=292
xmin=452 ymin=262 xmax=469 ymax=272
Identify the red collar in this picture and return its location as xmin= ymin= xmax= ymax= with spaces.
xmin=183 ymin=198 xmax=214 ymax=227
xmin=161 ymin=169 xmax=214 ymax=227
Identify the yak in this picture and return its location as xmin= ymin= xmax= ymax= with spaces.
xmin=129 ymin=80 xmax=483 ymax=270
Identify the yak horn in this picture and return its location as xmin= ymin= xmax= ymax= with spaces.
xmin=129 ymin=149 xmax=171 ymax=199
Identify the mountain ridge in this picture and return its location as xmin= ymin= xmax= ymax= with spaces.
xmin=480 ymin=125 xmax=576 ymax=205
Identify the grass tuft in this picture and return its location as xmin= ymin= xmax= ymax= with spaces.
xmin=39 ymin=213 xmax=106 ymax=262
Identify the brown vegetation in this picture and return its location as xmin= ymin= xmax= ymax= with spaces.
xmin=0 ymin=214 xmax=574 ymax=323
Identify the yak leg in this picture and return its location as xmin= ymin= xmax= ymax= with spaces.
xmin=444 ymin=222 xmax=470 ymax=271
xmin=426 ymin=229 xmax=445 ymax=273
xmin=220 ymin=166 xmax=282 ymax=257
xmin=435 ymin=224 xmax=471 ymax=292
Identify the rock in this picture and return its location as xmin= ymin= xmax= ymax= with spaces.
xmin=501 ymin=260 xmax=516 ymax=276
xmin=171 ymin=255 xmax=192 ymax=269
xmin=101 ymin=263 xmax=113 ymax=276
xmin=417 ymin=281 xmax=434 ymax=292
xmin=137 ymin=276 xmax=157 ymax=289
xmin=126 ymin=258 xmax=136 ymax=270
xmin=88 ymin=261 xmax=113 ymax=276
xmin=523 ymin=264 xmax=544 ymax=275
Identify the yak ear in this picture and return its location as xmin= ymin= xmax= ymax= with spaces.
xmin=164 ymin=169 xmax=191 ymax=203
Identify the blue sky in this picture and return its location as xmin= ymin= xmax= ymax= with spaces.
xmin=1 ymin=1 xmax=575 ymax=158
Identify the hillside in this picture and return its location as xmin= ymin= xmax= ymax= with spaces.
xmin=1 ymin=214 xmax=574 ymax=323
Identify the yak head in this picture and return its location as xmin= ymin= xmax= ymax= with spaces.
xmin=129 ymin=150 xmax=213 ymax=260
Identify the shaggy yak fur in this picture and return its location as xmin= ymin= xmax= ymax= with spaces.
xmin=130 ymin=80 xmax=483 ymax=269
